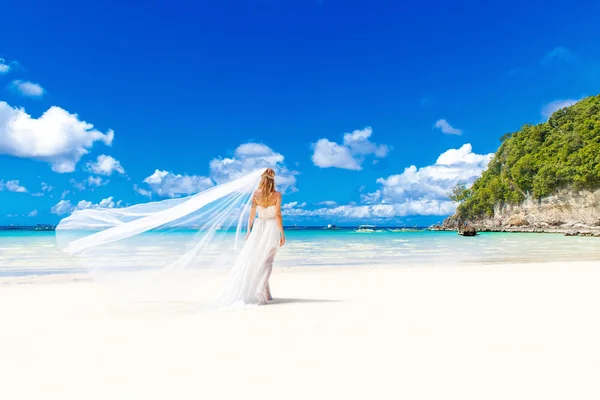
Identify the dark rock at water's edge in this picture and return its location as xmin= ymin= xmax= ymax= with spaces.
xmin=565 ymin=231 xmax=600 ymax=237
xmin=459 ymin=226 xmax=477 ymax=236
xmin=429 ymin=218 xmax=478 ymax=235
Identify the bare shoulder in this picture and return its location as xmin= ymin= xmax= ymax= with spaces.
xmin=273 ymin=192 xmax=282 ymax=207
xmin=251 ymin=190 xmax=259 ymax=205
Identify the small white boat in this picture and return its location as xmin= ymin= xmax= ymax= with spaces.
xmin=324 ymin=224 xmax=340 ymax=230
xmin=355 ymin=224 xmax=377 ymax=233
xmin=388 ymin=226 xmax=421 ymax=233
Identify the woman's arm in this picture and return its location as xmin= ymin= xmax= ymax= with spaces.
xmin=246 ymin=195 xmax=257 ymax=239
xmin=275 ymin=192 xmax=285 ymax=247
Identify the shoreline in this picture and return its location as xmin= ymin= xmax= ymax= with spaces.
xmin=431 ymin=226 xmax=600 ymax=236
xmin=3 ymin=256 xmax=600 ymax=285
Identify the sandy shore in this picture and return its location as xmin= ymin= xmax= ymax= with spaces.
xmin=1 ymin=261 xmax=599 ymax=399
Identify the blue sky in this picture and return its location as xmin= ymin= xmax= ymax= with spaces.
xmin=1 ymin=0 xmax=599 ymax=226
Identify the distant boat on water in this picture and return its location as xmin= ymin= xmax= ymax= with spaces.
xmin=324 ymin=224 xmax=340 ymax=230
xmin=0 ymin=225 xmax=56 ymax=231
xmin=34 ymin=225 xmax=55 ymax=231
xmin=388 ymin=227 xmax=422 ymax=232
xmin=355 ymin=224 xmax=380 ymax=233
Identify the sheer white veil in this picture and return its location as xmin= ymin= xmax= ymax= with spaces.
xmin=56 ymin=168 xmax=265 ymax=304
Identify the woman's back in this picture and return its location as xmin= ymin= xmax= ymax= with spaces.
xmin=254 ymin=190 xmax=280 ymax=208
xmin=256 ymin=204 xmax=277 ymax=220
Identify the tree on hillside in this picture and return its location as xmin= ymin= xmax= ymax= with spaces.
xmin=452 ymin=94 xmax=600 ymax=220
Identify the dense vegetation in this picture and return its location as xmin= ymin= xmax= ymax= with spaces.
xmin=452 ymin=95 xmax=600 ymax=220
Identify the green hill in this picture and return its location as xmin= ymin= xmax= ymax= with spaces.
xmin=452 ymin=95 xmax=600 ymax=221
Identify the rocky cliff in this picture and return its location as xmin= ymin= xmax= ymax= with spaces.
xmin=447 ymin=95 xmax=600 ymax=235
xmin=444 ymin=189 xmax=600 ymax=233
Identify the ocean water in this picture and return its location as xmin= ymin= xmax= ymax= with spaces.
xmin=1 ymin=229 xmax=599 ymax=278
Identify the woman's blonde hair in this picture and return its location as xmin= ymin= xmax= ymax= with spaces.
xmin=256 ymin=168 xmax=276 ymax=206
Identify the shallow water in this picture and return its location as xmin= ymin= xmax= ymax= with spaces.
xmin=1 ymin=229 xmax=599 ymax=278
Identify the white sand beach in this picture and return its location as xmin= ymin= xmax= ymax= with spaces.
xmin=1 ymin=261 xmax=599 ymax=400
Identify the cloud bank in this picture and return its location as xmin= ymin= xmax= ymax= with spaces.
xmin=312 ymin=127 xmax=390 ymax=170
xmin=0 ymin=101 xmax=114 ymax=173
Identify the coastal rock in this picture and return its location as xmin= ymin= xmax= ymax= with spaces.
xmin=506 ymin=215 xmax=529 ymax=227
xmin=460 ymin=226 xmax=477 ymax=236
xmin=572 ymin=223 xmax=593 ymax=230
xmin=464 ymin=189 xmax=600 ymax=234
xmin=441 ymin=215 xmax=459 ymax=230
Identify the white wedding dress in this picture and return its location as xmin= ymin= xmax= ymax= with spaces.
xmin=212 ymin=204 xmax=281 ymax=307
xmin=56 ymin=168 xmax=282 ymax=309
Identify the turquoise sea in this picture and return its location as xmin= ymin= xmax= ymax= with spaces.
xmin=2 ymin=228 xmax=599 ymax=278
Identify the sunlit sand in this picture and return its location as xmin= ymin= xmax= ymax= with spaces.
xmin=1 ymin=261 xmax=599 ymax=399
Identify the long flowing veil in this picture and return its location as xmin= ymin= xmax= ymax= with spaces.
xmin=56 ymin=168 xmax=265 ymax=305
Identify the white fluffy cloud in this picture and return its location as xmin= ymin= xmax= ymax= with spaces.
xmin=98 ymin=197 xmax=119 ymax=208
xmin=68 ymin=176 xmax=108 ymax=191
xmin=85 ymin=154 xmax=125 ymax=176
xmin=142 ymin=170 xmax=214 ymax=198
xmin=286 ymin=144 xmax=492 ymax=220
xmin=0 ymin=58 xmax=10 ymax=74
xmin=0 ymin=179 xmax=28 ymax=193
xmin=87 ymin=176 xmax=109 ymax=187
xmin=210 ymin=143 xmax=298 ymax=191
xmin=282 ymin=201 xmax=306 ymax=210
xmin=311 ymin=127 xmax=389 ymax=170
xmin=315 ymin=200 xmax=338 ymax=207
xmin=133 ymin=184 xmax=152 ymax=198
xmin=28 ymin=210 xmax=38 ymax=217
xmin=434 ymin=119 xmax=462 ymax=135
xmin=50 ymin=200 xmax=74 ymax=215
xmin=69 ymin=179 xmax=87 ymax=191
xmin=50 ymin=196 xmax=121 ymax=215
xmin=10 ymin=80 xmax=45 ymax=97
xmin=311 ymin=139 xmax=360 ymax=170
xmin=137 ymin=142 xmax=297 ymax=199
xmin=283 ymin=200 xmax=457 ymax=219
xmin=541 ymin=99 xmax=581 ymax=120
xmin=366 ymin=143 xmax=492 ymax=205
xmin=29 ymin=181 xmax=54 ymax=197
xmin=0 ymin=101 xmax=114 ymax=173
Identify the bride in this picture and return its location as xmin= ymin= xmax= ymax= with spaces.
xmin=57 ymin=167 xmax=286 ymax=308
xmin=213 ymin=168 xmax=286 ymax=306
